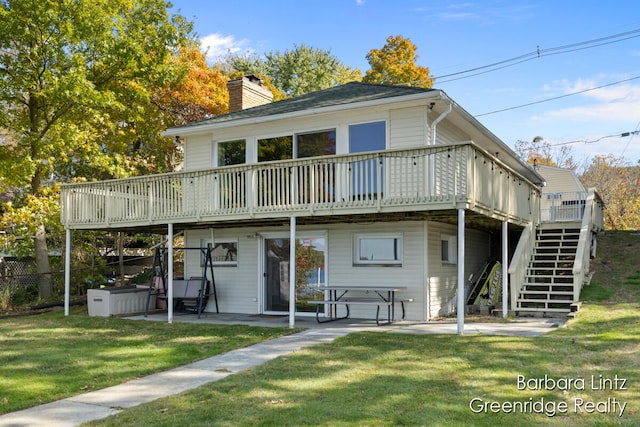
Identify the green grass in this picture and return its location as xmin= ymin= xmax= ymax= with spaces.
xmin=0 ymin=309 xmax=295 ymax=414
xmin=2 ymin=232 xmax=639 ymax=426
xmin=85 ymin=231 xmax=640 ymax=426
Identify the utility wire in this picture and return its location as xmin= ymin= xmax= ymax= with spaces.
xmin=433 ymin=27 xmax=640 ymax=83
xmin=620 ymin=121 xmax=640 ymax=157
xmin=543 ymin=130 xmax=640 ymax=148
xmin=475 ymin=75 xmax=640 ymax=117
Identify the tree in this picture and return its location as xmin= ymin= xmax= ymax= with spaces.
xmin=228 ymin=44 xmax=362 ymax=97
xmin=363 ymin=35 xmax=434 ymax=88
xmin=514 ymin=136 xmax=577 ymax=170
xmin=154 ymin=46 xmax=229 ymax=126
xmin=580 ymin=155 xmax=640 ymax=230
xmin=0 ymin=0 xmax=192 ymax=298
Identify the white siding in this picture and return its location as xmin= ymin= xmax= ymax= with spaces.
xmin=434 ymin=120 xmax=468 ymax=145
xmin=184 ymin=229 xmax=261 ymax=314
xmin=536 ymin=166 xmax=586 ymax=194
xmin=181 ymin=220 xmax=489 ymax=321
xmin=427 ymin=222 xmax=491 ymax=318
xmin=183 ymin=222 xmax=426 ymax=320
xmin=389 ymin=106 xmax=427 ymax=149
xmin=184 ymin=134 xmax=213 ymax=171
xmin=327 ymin=221 xmax=426 ymax=321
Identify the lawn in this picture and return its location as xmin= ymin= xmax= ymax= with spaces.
xmin=2 ymin=232 xmax=639 ymax=426
xmin=84 ymin=231 xmax=640 ymax=426
xmin=0 ymin=310 xmax=296 ymax=414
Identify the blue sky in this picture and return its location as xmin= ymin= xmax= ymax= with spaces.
xmin=169 ymin=0 xmax=640 ymax=168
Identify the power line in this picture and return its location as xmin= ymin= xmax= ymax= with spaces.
xmin=544 ymin=130 xmax=640 ymax=148
xmin=433 ymin=27 xmax=640 ymax=83
xmin=475 ymin=75 xmax=640 ymax=117
xmin=620 ymin=121 xmax=640 ymax=157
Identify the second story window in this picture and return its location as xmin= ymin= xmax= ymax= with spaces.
xmin=297 ymin=129 xmax=336 ymax=158
xmin=258 ymin=136 xmax=293 ymax=162
xmin=218 ymin=139 xmax=246 ymax=166
xmin=349 ymin=121 xmax=386 ymax=153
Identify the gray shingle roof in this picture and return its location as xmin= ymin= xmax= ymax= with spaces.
xmin=172 ymin=82 xmax=434 ymax=129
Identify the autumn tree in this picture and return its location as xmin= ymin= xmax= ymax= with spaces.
xmin=228 ymin=44 xmax=362 ymax=97
xmin=580 ymin=155 xmax=640 ymax=230
xmin=363 ymin=35 xmax=434 ymax=88
xmin=154 ymin=46 xmax=229 ymax=126
xmin=0 ymin=0 xmax=193 ymax=298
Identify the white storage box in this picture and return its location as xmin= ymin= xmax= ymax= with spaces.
xmin=88 ymin=285 xmax=154 ymax=317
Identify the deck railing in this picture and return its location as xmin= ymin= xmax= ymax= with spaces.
xmin=60 ymin=142 xmax=539 ymax=229
xmin=540 ymin=191 xmax=589 ymax=222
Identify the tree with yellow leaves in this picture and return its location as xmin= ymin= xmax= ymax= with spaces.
xmin=363 ymin=35 xmax=434 ymax=88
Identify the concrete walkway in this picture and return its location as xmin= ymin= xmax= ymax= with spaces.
xmin=0 ymin=316 xmax=563 ymax=427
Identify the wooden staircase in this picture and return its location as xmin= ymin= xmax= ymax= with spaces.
xmin=516 ymin=227 xmax=580 ymax=317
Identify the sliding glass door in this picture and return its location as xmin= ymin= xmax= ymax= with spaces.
xmin=263 ymin=235 xmax=326 ymax=314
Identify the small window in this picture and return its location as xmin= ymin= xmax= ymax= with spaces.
xmin=218 ymin=139 xmax=246 ymax=166
xmin=354 ymin=234 xmax=402 ymax=266
xmin=441 ymin=234 xmax=457 ymax=264
xmin=201 ymin=239 xmax=238 ymax=267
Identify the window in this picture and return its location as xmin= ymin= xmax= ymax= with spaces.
xmin=201 ymin=239 xmax=238 ymax=267
xmin=217 ymin=139 xmax=246 ymax=166
xmin=297 ymin=129 xmax=336 ymax=158
xmin=349 ymin=122 xmax=386 ymax=197
xmin=258 ymin=136 xmax=293 ymax=162
xmin=441 ymin=234 xmax=457 ymax=264
xmin=349 ymin=121 xmax=386 ymax=153
xmin=354 ymin=234 xmax=402 ymax=266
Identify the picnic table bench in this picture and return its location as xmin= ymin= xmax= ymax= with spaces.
xmin=309 ymin=285 xmax=411 ymax=326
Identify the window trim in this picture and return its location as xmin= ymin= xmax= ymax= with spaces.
xmin=353 ymin=233 xmax=403 ymax=267
xmin=441 ymin=234 xmax=457 ymax=265
xmin=215 ymin=139 xmax=246 ymax=167
xmin=200 ymin=238 xmax=239 ymax=267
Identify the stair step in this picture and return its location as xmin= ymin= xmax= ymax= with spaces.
xmin=528 ymin=267 xmax=573 ymax=272
xmin=521 ymin=286 xmax=574 ymax=293
xmin=516 ymin=227 xmax=584 ymax=319
xmin=525 ymin=276 xmax=574 ymax=284
xmin=520 ymin=298 xmax=575 ymax=304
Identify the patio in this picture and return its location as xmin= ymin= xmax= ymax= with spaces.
xmin=128 ymin=312 xmax=565 ymax=337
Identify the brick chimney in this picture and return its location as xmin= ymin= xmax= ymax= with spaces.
xmin=226 ymin=75 xmax=273 ymax=113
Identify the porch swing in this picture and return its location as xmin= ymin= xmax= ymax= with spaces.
xmin=144 ymin=246 xmax=219 ymax=318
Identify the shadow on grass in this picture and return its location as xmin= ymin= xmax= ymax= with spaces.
xmin=0 ymin=310 xmax=295 ymax=414
xmin=88 ymin=326 xmax=640 ymax=426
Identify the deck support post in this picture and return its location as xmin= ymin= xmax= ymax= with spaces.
xmin=457 ymin=208 xmax=465 ymax=335
xmin=167 ymin=223 xmax=174 ymax=324
xmin=289 ymin=216 xmax=297 ymax=328
xmin=502 ymin=221 xmax=509 ymax=318
xmin=64 ymin=228 xmax=71 ymax=316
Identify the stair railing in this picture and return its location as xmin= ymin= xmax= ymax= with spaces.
xmin=572 ymin=189 xmax=601 ymax=300
xmin=508 ymin=223 xmax=535 ymax=311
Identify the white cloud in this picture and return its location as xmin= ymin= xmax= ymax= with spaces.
xmin=533 ymin=78 xmax=640 ymax=123
xmin=200 ymin=33 xmax=253 ymax=64
xmin=356 ymin=0 xmax=365 ymax=5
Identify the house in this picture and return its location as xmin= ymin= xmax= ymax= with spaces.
xmin=59 ymin=78 xmax=604 ymax=331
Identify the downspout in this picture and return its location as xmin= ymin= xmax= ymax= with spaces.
xmin=430 ymin=101 xmax=453 ymax=146
xmin=429 ymin=100 xmax=453 ymax=196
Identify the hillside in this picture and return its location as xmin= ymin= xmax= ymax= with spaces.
xmin=582 ymin=230 xmax=640 ymax=303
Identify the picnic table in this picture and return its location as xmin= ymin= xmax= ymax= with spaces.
xmin=309 ymin=285 xmax=410 ymax=325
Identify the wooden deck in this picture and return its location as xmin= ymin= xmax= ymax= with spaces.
xmin=60 ymin=142 xmax=541 ymax=230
